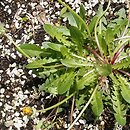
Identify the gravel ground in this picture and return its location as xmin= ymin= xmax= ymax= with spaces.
xmin=0 ymin=0 xmax=129 ymax=130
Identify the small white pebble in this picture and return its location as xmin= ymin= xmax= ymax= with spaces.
xmin=75 ymin=122 xmax=80 ymax=125
xmin=8 ymin=9 xmax=12 ymax=14
xmin=24 ymin=90 xmax=30 ymax=94
xmin=10 ymin=63 xmax=17 ymax=67
xmin=22 ymin=75 xmax=27 ymax=79
xmin=14 ymin=112 xmax=20 ymax=117
xmin=6 ymin=95 xmax=10 ymax=98
xmin=0 ymin=88 xmax=5 ymax=94
xmin=23 ymin=116 xmax=29 ymax=124
xmin=32 ymin=74 xmax=36 ymax=78
xmin=88 ymin=10 xmax=92 ymax=16
xmin=0 ymin=101 xmax=2 ymax=106
xmin=5 ymin=120 xmax=14 ymax=127
xmin=11 ymin=53 xmax=16 ymax=59
xmin=20 ymin=80 xmax=25 ymax=85
xmin=1 ymin=111 xmax=6 ymax=117
xmin=28 ymin=70 xmax=33 ymax=75
xmin=100 ymin=121 xmax=105 ymax=126
xmin=79 ymin=119 xmax=86 ymax=124
xmin=55 ymin=2 xmax=60 ymax=8
xmin=5 ymin=24 xmax=10 ymax=28
xmin=0 ymin=70 xmax=3 ymax=73
xmin=64 ymin=123 xmax=69 ymax=128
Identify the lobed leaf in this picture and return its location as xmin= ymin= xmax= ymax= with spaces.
xmin=117 ymin=75 xmax=130 ymax=104
xmin=113 ymin=57 xmax=130 ymax=69
xmin=40 ymin=72 xmax=75 ymax=95
xmin=76 ymin=70 xmax=97 ymax=90
xmin=110 ymin=74 xmax=127 ymax=126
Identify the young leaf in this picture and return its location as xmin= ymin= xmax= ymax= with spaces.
xmin=91 ymin=90 xmax=103 ymax=116
xmin=19 ymin=44 xmax=43 ymax=57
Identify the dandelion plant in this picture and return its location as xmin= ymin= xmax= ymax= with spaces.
xmin=2 ymin=0 xmax=130 ymax=129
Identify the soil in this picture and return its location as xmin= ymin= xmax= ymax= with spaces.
xmin=0 ymin=0 xmax=130 ymax=130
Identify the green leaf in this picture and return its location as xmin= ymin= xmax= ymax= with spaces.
xmin=114 ymin=114 xmax=126 ymax=126
xmin=116 ymin=8 xmax=126 ymax=18
xmin=57 ymin=26 xmax=70 ymax=36
xmin=61 ymin=59 xmax=91 ymax=68
xmin=117 ymin=75 xmax=130 ymax=104
xmin=76 ymin=70 xmax=97 ymax=90
xmin=62 ymin=12 xmax=77 ymax=27
xmin=45 ymin=42 xmax=62 ymax=52
xmin=58 ymin=72 xmax=75 ymax=94
xmin=79 ymin=5 xmax=86 ymax=21
xmin=91 ymin=90 xmax=103 ymax=116
xmin=113 ymin=19 xmax=128 ymax=35
xmin=113 ymin=57 xmax=130 ymax=69
xmin=58 ymin=0 xmax=90 ymax=34
xmin=98 ymin=34 xmax=108 ymax=56
xmin=110 ymin=74 xmax=127 ymax=126
xmin=19 ymin=44 xmax=43 ymax=57
xmin=69 ymin=26 xmax=84 ymax=52
xmin=104 ymin=28 xmax=114 ymax=57
xmin=43 ymin=24 xmax=57 ymax=38
xmin=69 ymin=26 xmax=84 ymax=44
xmin=105 ymin=28 xmax=114 ymax=44
xmin=26 ymin=59 xmax=57 ymax=69
xmin=44 ymin=24 xmax=71 ymax=47
xmin=41 ymin=72 xmax=75 ymax=95
xmin=39 ymin=68 xmax=57 ymax=75
xmin=88 ymin=16 xmax=98 ymax=33
xmin=60 ymin=46 xmax=71 ymax=58
xmin=60 ymin=7 xmax=67 ymax=17
xmin=96 ymin=64 xmax=112 ymax=76
xmin=76 ymin=94 xmax=86 ymax=110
